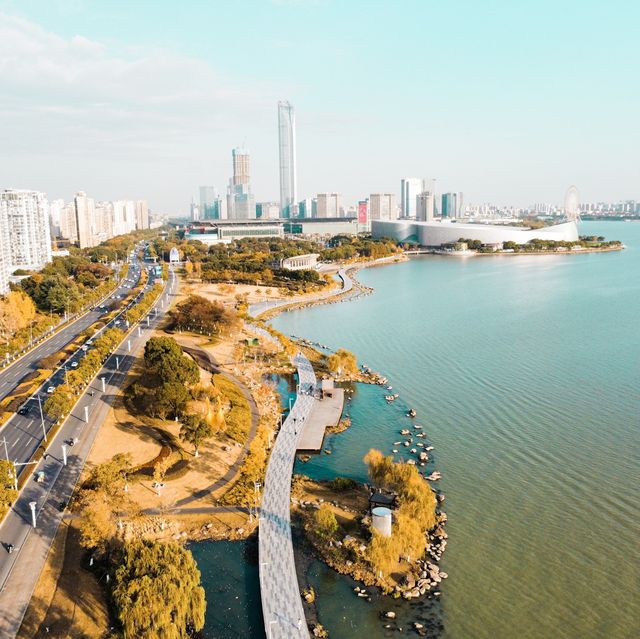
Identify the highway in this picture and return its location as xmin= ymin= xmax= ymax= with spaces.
xmin=0 ymin=245 xmax=148 ymax=476
xmin=0 ymin=264 xmax=178 ymax=638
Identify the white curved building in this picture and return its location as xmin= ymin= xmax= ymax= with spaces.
xmin=372 ymin=219 xmax=579 ymax=246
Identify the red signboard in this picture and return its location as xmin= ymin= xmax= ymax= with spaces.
xmin=357 ymin=201 xmax=368 ymax=223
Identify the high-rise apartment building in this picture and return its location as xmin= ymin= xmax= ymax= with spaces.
xmin=400 ymin=178 xmax=423 ymax=218
xmin=59 ymin=202 xmax=78 ymax=242
xmin=1 ymin=190 xmax=52 ymax=271
xmin=136 ymin=200 xmax=150 ymax=229
xmin=75 ymin=191 xmax=97 ymax=248
xmin=278 ymin=101 xmax=297 ymax=218
xmin=316 ymin=193 xmax=341 ymax=217
xmin=416 ymin=191 xmax=435 ymax=221
xmin=94 ymin=201 xmax=114 ymax=242
xmin=369 ymin=193 xmax=397 ymax=221
xmin=0 ymin=203 xmax=9 ymax=294
xmin=227 ymin=148 xmax=255 ymax=219
xmin=48 ymin=198 xmax=64 ymax=239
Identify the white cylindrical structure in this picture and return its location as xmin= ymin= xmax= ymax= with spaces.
xmin=371 ymin=506 xmax=393 ymax=537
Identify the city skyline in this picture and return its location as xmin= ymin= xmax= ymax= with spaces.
xmin=1 ymin=1 xmax=639 ymax=212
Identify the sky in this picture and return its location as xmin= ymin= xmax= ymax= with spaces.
xmin=0 ymin=0 xmax=638 ymax=214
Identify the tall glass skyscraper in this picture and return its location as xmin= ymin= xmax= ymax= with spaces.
xmin=278 ymin=101 xmax=297 ymax=218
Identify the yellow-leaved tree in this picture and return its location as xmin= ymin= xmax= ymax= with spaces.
xmin=0 ymin=290 xmax=37 ymax=345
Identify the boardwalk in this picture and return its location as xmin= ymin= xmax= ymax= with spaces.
xmin=259 ymin=352 xmax=316 ymax=639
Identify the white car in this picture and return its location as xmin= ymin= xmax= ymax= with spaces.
xmin=70 ymin=361 xmax=78 ymax=368
xmin=47 ymin=386 xmax=55 ymax=394
xmin=115 ymin=320 xmax=121 ymax=326
xmin=81 ymin=345 xmax=88 ymax=351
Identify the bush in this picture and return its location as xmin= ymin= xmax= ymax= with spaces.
xmin=329 ymin=477 xmax=358 ymax=492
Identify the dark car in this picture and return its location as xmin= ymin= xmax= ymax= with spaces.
xmin=17 ymin=405 xmax=29 ymax=416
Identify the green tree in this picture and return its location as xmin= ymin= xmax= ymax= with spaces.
xmin=0 ymin=460 xmax=18 ymax=519
xmin=144 ymin=337 xmax=199 ymax=385
xmin=112 ymin=540 xmax=206 ymax=639
xmin=180 ymin=414 xmax=214 ymax=457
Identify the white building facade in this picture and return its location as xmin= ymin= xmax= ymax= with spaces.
xmin=1 ymin=189 xmax=52 ymax=271
xmin=400 ymin=178 xmax=423 ymax=218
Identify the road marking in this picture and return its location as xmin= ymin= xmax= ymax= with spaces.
xmin=12 ymin=437 xmax=20 ymax=447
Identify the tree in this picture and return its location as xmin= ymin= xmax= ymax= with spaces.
xmin=180 ymin=414 xmax=214 ymax=457
xmin=314 ymin=504 xmax=339 ymax=540
xmin=154 ymin=381 xmax=190 ymax=419
xmin=0 ymin=290 xmax=37 ymax=344
xmin=44 ymin=385 xmax=75 ymax=421
xmin=184 ymin=260 xmax=194 ymax=276
xmin=171 ymin=295 xmax=235 ymax=336
xmin=144 ymin=337 xmax=199 ymax=386
xmin=87 ymin=453 xmax=132 ymax=498
xmin=0 ymin=460 xmax=18 ymax=519
xmin=112 ymin=540 xmax=206 ymax=639
xmin=326 ymin=348 xmax=358 ymax=376
xmin=153 ymin=456 xmax=172 ymax=484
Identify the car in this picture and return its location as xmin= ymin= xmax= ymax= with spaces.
xmin=70 ymin=361 xmax=78 ymax=368
xmin=115 ymin=320 xmax=121 ymax=326
xmin=17 ymin=405 xmax=29 ymax=415
xmin=81 ymin=345 xmax=88 ymax=351
xmin=47 ymin=386 xmax=55 ymax=393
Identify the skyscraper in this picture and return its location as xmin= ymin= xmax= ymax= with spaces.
xmin=441 ymin=192 xmax=457 ymax=219
xmin=1 ymin=189 xmax=52 ymax=270
xmin=75 ymin=191 xmax=97 ymax=248
xmin=199 ymin=187 xmax=221 ymax=220
xmin=227 ymin=148 xmax=255 ymax=219
xmin=416 ymin=191 xmax=435 ymax=221
xmin=369 ymin=193 xmax=397 ymax=221
xmin=400 ymin=178 xmax=423 ymax=218
xmin=278 ymin=101 xmax=297 ymax=218
xmin=0 ymin=203 xmax=9 ymax=294
xmin=136 ymin=200 xmax=150 ymax=229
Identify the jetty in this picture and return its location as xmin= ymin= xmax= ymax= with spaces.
xmin=296 ymin=378 xmax=344 ymax=452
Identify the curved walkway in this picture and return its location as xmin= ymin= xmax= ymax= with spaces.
xmin=174 ymin=342 xmax=261 ymax=507
xmin=259 ymin=352 xmax=315 ymax=639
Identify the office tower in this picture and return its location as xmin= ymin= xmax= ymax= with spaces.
xmin=59 ymin=202 xmax=78 ymax=241
xmin=256 ymin=202 xmax=280 ymax=219
xmin=136 ymin=200 xmax=150 ymax=229
xmin=0 ymin=203 xmax=9 ymax=294
xmin=416 ymin=191 xmax=435 ymax=221
xmin=298 ymin=198 xmax=315 ymax=219
xmin=278 ymin=101 xmax=297 ymax=218
xmin=316 ymin=193 xmax=342 ymax=217
xmin=227 ymin=148 xmax=255 ymax=219
xmin=357 ymin=200 xmax=369 ymax=223
xmin=457 ymin=192 xmax=464 ymax=217
xmin=199 ymin=187 xmax=221 ymax=220
xmin=369 ymin=193 xmax=398 ymax=221
xmin=1 ymin=189 xmax=52 ymax=271
xmin=75 ymin=191 xmax=97 ymax=248
xmin=441 ymin=192 xmax=457 ymax=218
xmin=400 ymin=178 xmax=423 ymax=218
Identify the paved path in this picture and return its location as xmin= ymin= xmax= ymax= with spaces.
xmin=259 ymin=352 xmax=315 ymax=639
xmin=0 ymin=268 xmax=179 ymax=639
xmin=248 ymin=268 xmax=352 ymax=318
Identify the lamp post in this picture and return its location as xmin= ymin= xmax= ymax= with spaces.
xmin=0 ymin=437 xmax=8 ymax=461
xmin=37 ymin=395 xmax=47 ymax=442
xmin=61 ymin=444 xmax=67 ymax=466
xmin=29 ymin=501 xmax=37 ymax=528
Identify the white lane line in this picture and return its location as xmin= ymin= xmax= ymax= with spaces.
xmin=12 ymin=437 xmax=20 ymax=447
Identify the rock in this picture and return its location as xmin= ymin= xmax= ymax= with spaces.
xmin=414 ymin=622 xmax=424 ymax=630
xmin=385 ymin=611 xmax=396 ymax=619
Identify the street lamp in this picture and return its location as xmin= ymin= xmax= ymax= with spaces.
xmin=29 ymin=501 xmax=37 ymax=528
xmin=37 ymin=395 xmax=47 ymax=442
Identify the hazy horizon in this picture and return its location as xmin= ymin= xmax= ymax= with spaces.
xmin=1 ymin=0 xmax=638 ymax=214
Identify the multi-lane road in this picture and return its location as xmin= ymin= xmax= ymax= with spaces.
xmin=0 ymin=246 xmax=148 ymax=475
xmin=0 ymin=261 xmax=178 ymax=638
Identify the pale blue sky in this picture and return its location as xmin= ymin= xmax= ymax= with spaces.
xmin=0 ymin=0 xmax=638 ymax=213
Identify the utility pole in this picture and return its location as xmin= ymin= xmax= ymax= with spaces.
xmin=61 ymin=444 xmax=67 ymax=466
xmin=29 ymin=501 xmax=37 ymax=528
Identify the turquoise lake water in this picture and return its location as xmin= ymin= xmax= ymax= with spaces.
xmin=195 ymin=222 xmax=640 ymax=638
